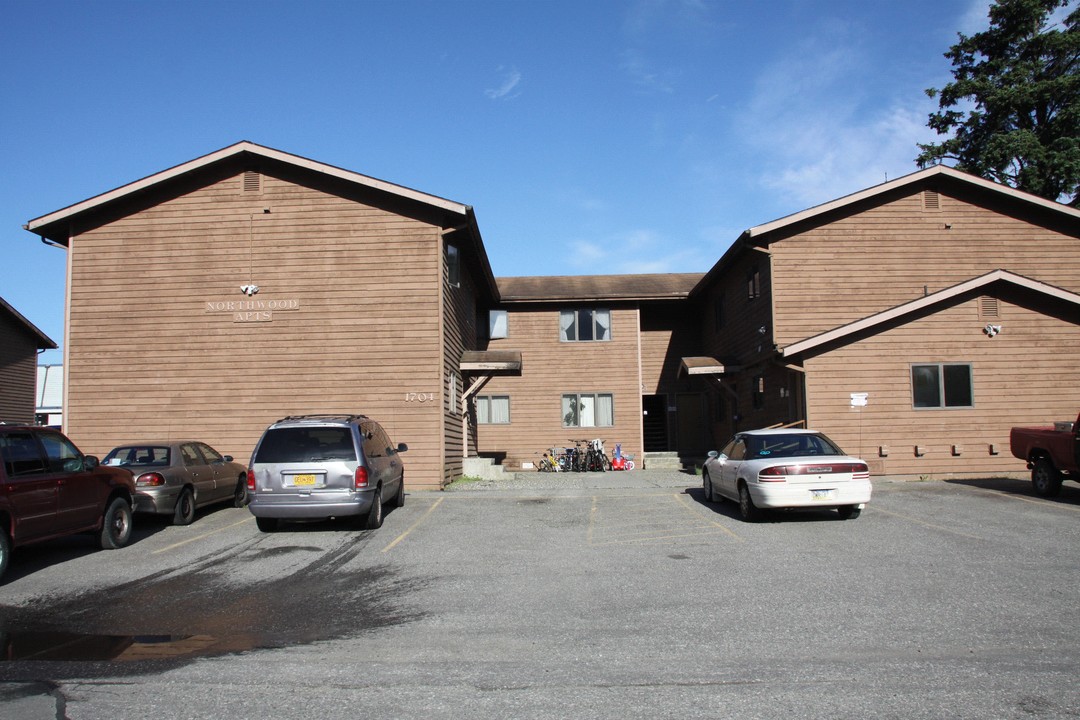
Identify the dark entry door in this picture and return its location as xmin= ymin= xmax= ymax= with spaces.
xmin=676 ymin=393 xmax=707 ymax=456
xmin=642 ymin=395 xmax=668 ymax=452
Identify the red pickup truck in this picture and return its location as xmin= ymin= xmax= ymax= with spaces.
xmin=1010 ymin=412 xmax=1080 ymax=497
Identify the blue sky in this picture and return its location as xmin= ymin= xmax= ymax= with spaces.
xmin=2 ymin=0 xmax=1000 ymax=364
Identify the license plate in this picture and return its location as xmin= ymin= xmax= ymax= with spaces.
xmin=292 ymin=474 xmax=317 ymax=486
xmin=811 ymin=489 xmax=835 ymax=500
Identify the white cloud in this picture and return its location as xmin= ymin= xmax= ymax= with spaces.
xmin=734 ymin=20 xmax=942 ymax=212
xmin=485 ymin=66 xmax=522 ymax=100
xmin=567 ymin=228 xmax=710 ymax=274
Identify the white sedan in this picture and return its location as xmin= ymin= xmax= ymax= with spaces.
xmin=702 ymin=428 xmax=871 ymax=522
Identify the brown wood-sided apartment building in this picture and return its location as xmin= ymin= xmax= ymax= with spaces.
xmin=24 ymin=142 xmax=1080 ymax=488
xmin=0 ymin=297 xmax=57 ymax=424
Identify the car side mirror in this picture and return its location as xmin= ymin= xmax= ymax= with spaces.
xmin=84 ymin=455 xmax=100 ymax=470
xmin=707 ymin=450 xmax=720 ymax=459
xmin=397 ymin=443 xmax=408 ymax=453
xmin=223 ymin=455 xmax=234 ymax=462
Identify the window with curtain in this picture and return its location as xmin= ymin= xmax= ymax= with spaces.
xmin=562 ymin=393 xmax=614 ymax=427
xmin=559 ymin=309 xmax=611 ymax=342
xmin=489 ymin=310 xmax=508 ymax=339
xmin=476 ymin=396 xmax=510 ymax=424
xmin=911 ymin=363 xmax=973 ymax=408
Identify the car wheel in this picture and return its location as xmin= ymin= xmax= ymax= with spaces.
xmin=233 ymin=476 xmax=249 ymax=508
xmin=0 ymin=530 xmax=10 ymax=583
xmin=255 ymin=517 xmax=279 ymax=533
xmin=1031 ymin=457 xmax=1063 ymax=497
xmin=738 ymin=483 xmax=762 ymax=522
xmin=100 ymin=497 xmax=133 ymax=549
xmin=702 ymin=471 xmax=714 ymax=502
xmin=837 ymin=505 xmax=861 ymax=520
xmin=173 ymin=487 xmax=196 ymax=526
xmin=364 ymin=487 xmax=384 ymax=530
xmin=393 ymin=475 xmax=405 ymax=508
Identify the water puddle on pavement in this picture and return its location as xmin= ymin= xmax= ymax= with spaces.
xmin=0 ymin=631 xmax=266 ymax=662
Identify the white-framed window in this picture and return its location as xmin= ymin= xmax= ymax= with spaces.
xmin=562 ymin=393 xmax=614 ymax=427
xmin=448 ymin=371 xmax=460 ymax=414
xmin=911 ymin=363 xmax=973 ymax=408
xmin=559 ymin=309 xmax=611 ymax=342
xmin=476 ymin=395 xmax=510 ymax=424
xmin=489 ymin=309 xmax=508 ymax=339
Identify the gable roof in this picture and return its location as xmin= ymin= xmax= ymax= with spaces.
xmin=25 ymin=141 xmax=471 ymax=239
xmin=746 ymin=164 xmax=1080 ymax=241
xmin=781 ymin=269 xmax=1080 ymax=358
xmin=23 ymin=140 xmax=500 ymax=301
xmin=0 ymin=296 xmax=57 ymax=350
xmin=498 ymin=273 xmax=704 ymax=303
xmin=692 ymin=165 xmax=1080 ymax=298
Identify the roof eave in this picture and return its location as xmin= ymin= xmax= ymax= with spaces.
xmin=25 ymin=141 xmax=471 ymax=244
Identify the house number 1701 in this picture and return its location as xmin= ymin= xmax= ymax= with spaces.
xmin=405 ymin=392 xmax=435 ymax=402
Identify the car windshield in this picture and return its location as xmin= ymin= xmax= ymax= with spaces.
xmin=254 ymin=427 xmax=358 ymax=463
xmin=745 ymin=433 xmax=844 ymax=459
xmin=104 ymin=446 xmax=171 ymax=467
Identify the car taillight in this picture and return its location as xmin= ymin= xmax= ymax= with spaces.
xmin=136 ymin=472 xmax=166 ymax=487
xmin=757 ymin=466 xmax=790 ymax=482
xmin=354 ymin=467 xmax=369 ymax=489
xmin=759 ymin=463 xmax=870 ymax=481
xmin=246 ymin=468 xmax=256 ymax=491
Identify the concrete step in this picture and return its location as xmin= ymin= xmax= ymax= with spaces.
xmin=462 ymin=456 xmax=511 ymax=480
xmin=642 ymin=452 xmax=682 ymax=470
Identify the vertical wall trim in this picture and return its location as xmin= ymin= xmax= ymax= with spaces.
xmin=437 ymin=229 xmax=448 ymax=486
xmin=62 ymin=224 xmax=74 ymax=433
xmin=635 ymin=304 xmax=644 ymax=463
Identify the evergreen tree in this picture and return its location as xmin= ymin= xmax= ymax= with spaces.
xmin=917 ymin=0 xmax=1080 ymax=206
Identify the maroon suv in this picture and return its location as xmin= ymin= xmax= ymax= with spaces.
xmin=0 ymin=426 xmax=136 ymax=582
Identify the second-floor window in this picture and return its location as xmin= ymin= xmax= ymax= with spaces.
xmin=489 ymin=310 xmax=508 ymax=339
xmin=560 ymin=309 xmax=610 ymax=342
xmin=747 ymin=265 xmax=761 ymax=300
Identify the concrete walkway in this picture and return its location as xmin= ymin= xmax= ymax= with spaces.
xmin=444 ymin=468 xmax=701 ymax=492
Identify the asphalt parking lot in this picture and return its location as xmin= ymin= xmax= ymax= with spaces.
xmin=1 ymin=470 xmax=1079 ymax=719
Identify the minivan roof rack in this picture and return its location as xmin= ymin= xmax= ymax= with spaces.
xmin=273 ymin=414 xmax=370 ymax=423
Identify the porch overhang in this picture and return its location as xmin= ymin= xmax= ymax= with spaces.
xmin=679 ymin=356 xmax=737 ymax=376
xmin=460 ymin=350 xmax=522 ymax=373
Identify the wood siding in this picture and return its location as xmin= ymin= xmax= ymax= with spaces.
xmin=476 ymin=305 xmax=643 ymax=469
xmin=802 ymin=295 xmax=1080 ymax=477
xmin=0 ymin=317 xmax=37 ymax=424
xmin=64 ymin=169 xmax=454 ymax=488
xmin=770 ymin=188 xmax=1080 ymax=347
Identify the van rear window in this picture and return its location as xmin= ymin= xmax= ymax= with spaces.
xmin=255 ymin=427 xmax=357 ymax=463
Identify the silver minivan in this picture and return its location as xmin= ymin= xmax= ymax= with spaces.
xmin=246 ymin=414 xmax=406 ymax=532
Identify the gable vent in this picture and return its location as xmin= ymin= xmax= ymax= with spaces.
xmin=979 ymin=296 xmax=1000 ymax=318
xmin=243 ymin=170 xmax=261 ymax=193
xmin=923 ymin=189 xmax=940 ymax=211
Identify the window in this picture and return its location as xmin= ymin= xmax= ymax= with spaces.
xmin=912 ymin=363 xmax=973 ymax=408
xmin=560 ymin=309 xmax=611 ymax=342
xmin=489 ymin=309 xmax=508 ymax=339
xmin=38 ymin=430 xmax=84 ymax=473
xmin=446 ymin=243 xmax=460 ymax=286
xmin=562 ymin=393 xmax=614 ymax=427
xmin=476 ymin=396 xmax=510 ymax=424
xmin=752 ymin=375 xmax=765 ymax=410
xmin=448 ymin=371 xmax=460 ymax=414
xmin=747 ymin=265 xmax=761 ymax=300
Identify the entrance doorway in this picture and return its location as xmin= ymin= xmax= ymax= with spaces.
xmin=642 ymin=395 xmax=667 ymax=452
xmin=675 ymin=393 xmax=707 ymax=456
